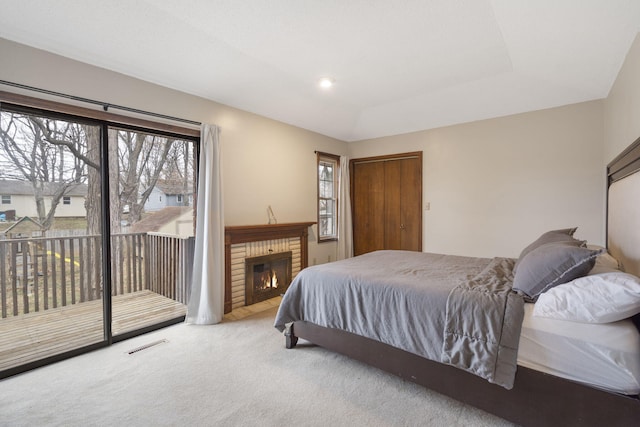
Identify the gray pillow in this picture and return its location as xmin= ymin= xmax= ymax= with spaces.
xmin=513 ymin=241 xmax=603 ymax=302
xmin=514 ymin=227 xmax=578 ymax=272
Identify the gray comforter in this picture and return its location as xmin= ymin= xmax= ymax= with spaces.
xmin=441 ymin=256 xmax=524 ymax=388
xmin=274 ymin=250 xmax=524 ymax=389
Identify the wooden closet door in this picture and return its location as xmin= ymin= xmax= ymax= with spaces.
xmin=399 ymin=156 xmax=422 ymax=251
xmin=352 ymin=161 xmax=385 ymax=255
xmin=351 ymin=152 xmax=422 ymax=256
xmin=384 ymin=159 xmax=402 ymax=249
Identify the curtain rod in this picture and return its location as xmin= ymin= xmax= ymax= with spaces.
xmin=0 ymin=80 xmax=201 ymax=127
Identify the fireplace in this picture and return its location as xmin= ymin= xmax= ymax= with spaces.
xmin=245 ymin=251 xmax=292 ymax=305
xmin=225 ymin=222 xmax=314 ymax=313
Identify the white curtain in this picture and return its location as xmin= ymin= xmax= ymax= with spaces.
xmin=337 ymin=155 xmax=353 ymax=260
xmin=186 ymin=124 xmax=224 ymax=325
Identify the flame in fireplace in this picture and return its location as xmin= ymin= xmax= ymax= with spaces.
xmin=260 ymin=270 xmax=278 ymax=289
xmin=246 ymin=251 xmax=292 ymax=305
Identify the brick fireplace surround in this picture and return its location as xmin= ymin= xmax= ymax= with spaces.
xmin=224 ymin=222 xmax=315 ymax=313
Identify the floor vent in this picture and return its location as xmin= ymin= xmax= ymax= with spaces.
xmin=127 ymin=339 xmax=168 ymax=355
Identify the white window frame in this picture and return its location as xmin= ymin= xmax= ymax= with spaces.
xmin=317 ymin=152 xmax=340 ymax=242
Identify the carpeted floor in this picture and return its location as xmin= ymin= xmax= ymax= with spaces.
xmin=0 ymin=307 xmax=515 ymax=426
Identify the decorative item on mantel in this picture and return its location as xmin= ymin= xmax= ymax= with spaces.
xmin=267 ymin=205 xmax=277 ymax=224
xmin=224 ymin=221 xmax=316 ymax=314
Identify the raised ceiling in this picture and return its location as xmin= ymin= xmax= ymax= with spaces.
xmin=1 ymin=0 xmax=639 ymax=141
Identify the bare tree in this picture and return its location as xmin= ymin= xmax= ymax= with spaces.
xmin=35 ymin=118 xmax=102 ymax=298
xmin=0 ymin=112 xmax=92 ymax=231
xmin=161 ymin=141 xmax=193 ymax=206
xmin=84 ymin=125 xmax=102 ymax=298
xmin=1 ymin=111 xmax=103 ymax=299
xmin=114 ymin=130 xmax=176 ymax=223
xmin=31 ymin=117 xmax=97 ymax=230
xmin=109 ymin=129 xmax=193 ymax=296
xmin=108 ymin=129 xmax=125 ymax=295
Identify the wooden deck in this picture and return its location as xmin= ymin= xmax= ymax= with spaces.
xmin=0 ymin=290 xmax=186 ymax=372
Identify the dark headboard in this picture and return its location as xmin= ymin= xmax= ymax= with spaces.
xmin=607 ymin=137 xmax=640 ymax=332
xmin=607 ymin=135 xmax=640 ymax=277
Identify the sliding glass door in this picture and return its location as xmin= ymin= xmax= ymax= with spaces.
xmin=108 ymin=126 xmax=195 ymax=337
xmin=0 ymin=108 xmax=106 ymax=374
xmin=0 ymin=104 xmax=198 ymax=377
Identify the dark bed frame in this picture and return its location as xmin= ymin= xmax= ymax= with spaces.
xmin=283 ymin=138 xmax=640 ymax=427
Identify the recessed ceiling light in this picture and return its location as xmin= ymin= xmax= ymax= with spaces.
xmin=318 ymin=77 xmax=335 ymax=89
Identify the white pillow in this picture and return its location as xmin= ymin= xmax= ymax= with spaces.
xmin=533 ymin=272 xmax=640 ymax=323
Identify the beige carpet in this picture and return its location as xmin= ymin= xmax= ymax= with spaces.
xmin=1 ymin=307 xmax=515 ymax=426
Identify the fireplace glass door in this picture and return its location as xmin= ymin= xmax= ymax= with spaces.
xmin=245 ymin=251 xmax=292 ymax=305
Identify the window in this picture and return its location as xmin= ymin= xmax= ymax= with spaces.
xmin=63 ymin=196 xmax=71 ymax=205
xmin=1 ymin=195 xmax=10 ymax=204
xmin=177 ymin=194 xmax=183 ymax=203
xmin=317 ymin=152 xmax=340 ymax=242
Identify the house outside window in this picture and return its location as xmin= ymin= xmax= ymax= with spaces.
xmin=63 ymin=196 xmax=71 ymax=205
xmin=317 ymin=152 xmax=340 ymax=242
xmin=1 ymin=195 xmax=10 ymax=204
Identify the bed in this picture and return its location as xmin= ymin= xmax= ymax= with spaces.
xmin=274 ymin=139 xmax=640 ymax=426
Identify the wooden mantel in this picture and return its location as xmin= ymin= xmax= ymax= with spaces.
xmin=224 ymin=222 xmax=315 ymax=313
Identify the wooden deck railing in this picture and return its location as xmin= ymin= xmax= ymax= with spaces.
xmin=145 ymin=233 xmax=194 ymax=305
xmin=0 ymin=233 xmax=194 ymax=318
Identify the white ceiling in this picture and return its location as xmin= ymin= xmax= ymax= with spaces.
xmin=1 ymin=0 xmax=639 ymax=141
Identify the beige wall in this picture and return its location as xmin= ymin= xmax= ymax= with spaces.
xmin=604 ymin=33 xmax=640 ymax=165
xmin=348 ymin=29 xmax=640 ymax=259
xmin=157 ymin=210 xmax=196 ymax=238
xmin=3 ymin=32 xmax=639 ymax=261
xmin=349 ymin=101 xmax=605 ymax=258
xmin=0 ymin=38 xmax=347 ymax=264
xmin=0 ymin=194 xmax=85 ymax=218
xmin=1 ymin=194 xmax=37 ymax=218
